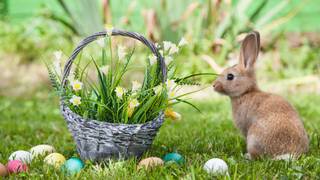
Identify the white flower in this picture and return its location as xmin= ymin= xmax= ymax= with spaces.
xmin=178 ymin=37 xmax=188 ymax=47
xmin=159 ymin=50 xmax=164 ymax=57
xmin=97 ymin=38 xmax=105 ymax=47
xmin=117 ymin=45 xmax=126 ymax=60
xmin=99 ymin=65 xmax=109 ymax=75
xmin=105 ymin=24 xmax=113 ymax=36
xmin=168 ymin=90 xmax=176 ymax=99
xmin=163 ymin=41 xmax=172 ymax=51
xmin=165 ymin=56 xmax=173 ymax=64
xmin=115 ymin=86 xmax=125 ymax=99
xmin=70 ymin=80 xmax=83 ymax=91
xmin=53 ymin=51 xmax=63 ymax=61
xmin=148 ymin=54 xmax=157 ymax=65
xmin=166 ymin=79 xmax=176 ymax=90
xmin=69 ymin=95 xmax=81 ymax=106
xmin=168 ymin=44 xmax=179 ymax=55
xmin=154 ymin=43 xmax=160 ymax=48
xmin=131 ymin=81 xmax=141 ymax=91
xmin=153 ymin=84 xmax=163 ymax=95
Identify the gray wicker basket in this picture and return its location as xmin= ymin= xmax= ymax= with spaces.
xmin=60 ymin=29 xmax=167 ymax=162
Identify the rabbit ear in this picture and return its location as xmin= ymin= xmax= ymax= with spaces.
xmin=239 ymin=31 xmax=260 ymax=70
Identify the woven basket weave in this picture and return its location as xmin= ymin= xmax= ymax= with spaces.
xmin=60 ymin=29 xmax=167 ymax=162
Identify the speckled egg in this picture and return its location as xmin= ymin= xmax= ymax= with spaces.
xmin=30 ymin=144 xmax=56 ymax=157
xmin=0 ymin=163 xmax=8 ymax=176
xmin=61 ymin=157 xmax=84 ymax=174
xmin=44 ymin=153 xmax=66 ymax=168
xmin=6 ymin=160 xmax=28 ymax=174
xmin=163 ymin=153 xmax=184 ymax=165
xmin=203 ymin=158 xmax=228 ymax=175
xmin=138 ymin=157 xmax=164 ymax=169
xmin=8 ymin=150 xmax=33 ymax=164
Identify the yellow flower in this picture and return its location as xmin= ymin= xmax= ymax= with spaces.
xmin=178 ymin=37 xmax=188 ymax=47
xmin=127 ymin=98 xmax=140 ymax=117
xmin=164 ymin=108 xmax=181 ymax=121
xmin=69 ymin=95 xmax=81 ymax=106
xmin=148 ymin=54 xmax=157 ymax=65
xmin=105 ymin=24 xmax=113 ymax=36
xmin=71 ymin=80 xmax=83 ymax=91
xmin=99 ymin=65 xmax=109 ymax=75
xmin=117 ymin=45 xmax=126 ymax=60
xmin=131 ymin=81 xmax=141 ymax=92
xmin=115 ymin=86 xmax=125 ymax=99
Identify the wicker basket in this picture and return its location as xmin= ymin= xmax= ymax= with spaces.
xmin=60 ymin=29 xmax=167 ymax=162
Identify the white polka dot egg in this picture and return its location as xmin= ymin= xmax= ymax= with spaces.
xmin=203 ymin=158 xmax=228 ymax=175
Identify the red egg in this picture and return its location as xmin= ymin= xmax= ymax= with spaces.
xmin=0 ymin=163 xmax=8 ymax=177
xmin=6 ymin=160 xmax=28 ymax=174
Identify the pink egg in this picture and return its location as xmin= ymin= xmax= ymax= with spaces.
xmin=6 ymin=160 xmax=28 ymax=174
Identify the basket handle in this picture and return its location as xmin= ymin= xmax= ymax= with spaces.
xmin=61 ymin=29 xmax=167 ymax=92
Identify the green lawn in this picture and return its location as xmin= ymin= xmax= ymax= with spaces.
xmin=0 ymin=90 xmax=320 ymax=179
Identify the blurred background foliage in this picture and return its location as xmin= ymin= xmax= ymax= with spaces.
xmin=0 ymin=0 xmax=319 ymax=96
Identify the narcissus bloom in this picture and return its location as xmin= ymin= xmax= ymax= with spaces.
xmin=164 ymin=108 xmax=181 ymax=121
xmin=70 ymin=95 xmax=81 ymax=106
xmin=131 ymin=81 xmax=141 ymax=92
xmin=71 ymin=80 xmax=83 ymax=91
xmin=115 ymin=86 xmax=125 ymax=99
xmin=178 ymin=37 xmax=188 ymax=47
xmin=127 ymin=98 xmax=140 ymax=117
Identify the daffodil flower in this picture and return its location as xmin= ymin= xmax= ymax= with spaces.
xmin=168 ymin=44 xmax=179 ymax=55
xmin=178 ymin=37 xmax=188 ymax=47
xmin=166 ymin=79 xmax=177 ymax=90
xmin=148 ymin=54 xmax=157 ymax=65
xmin=131 ymin=81 xmax=141 ymax=92
xmin=117 ymin=45 xmax=126 ymax=60
xmin=153 ymin=84 xmax=163 ymax=95
xmin=127 ymin=98 xmax=140 ymax=117
xmin=99 ymin=65 xmax=109 ymax=75
xmin=71 ymin=80 xmax=83 ymax=91
xmin=105 ymin=24 xmax=113 ymax=36
xmin=69 ymin=95 xmax=81 ymax=106
xmin=164 ymin=108 xmax=181 ymax=121
xmin=115 ymin=86 xmax=125 ymax=99
xmin=163 ymin=41 xmax=172 ymax=51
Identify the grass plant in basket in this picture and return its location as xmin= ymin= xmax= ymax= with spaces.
xmin=45 ymin=28 xmax=215 ymax=161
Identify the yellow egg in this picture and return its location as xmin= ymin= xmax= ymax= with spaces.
xmin=44 ymin=153 xmax=66 ymax=168
xmin=138 ymin=157 xmax=164 ymax=170
xmin=30 ymin=144 xmax=56 ymax=158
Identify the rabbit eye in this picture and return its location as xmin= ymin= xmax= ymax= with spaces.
xmin=227 ymin=73 xmax=234 ymax=80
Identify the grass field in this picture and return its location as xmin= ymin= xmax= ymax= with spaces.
xmin=1 ymin=89 xmax=319 ymax=179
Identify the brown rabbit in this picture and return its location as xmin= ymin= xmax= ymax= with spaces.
xmin=213 ymin=31 xmax=309 ymax=160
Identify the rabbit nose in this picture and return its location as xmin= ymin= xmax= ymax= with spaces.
xmin=213 ymin=81 xmax=223 ymax=92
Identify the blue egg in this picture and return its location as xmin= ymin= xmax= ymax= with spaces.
xmin=163 ymin=153 xmax=184 ymax=165
xmin=61 ymin=157 xmax=84 ymax=174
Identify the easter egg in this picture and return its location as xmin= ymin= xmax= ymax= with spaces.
xmin=138 ymin=157 xmax=164 ymax=169
xmin=44 ymin=153 xmax=66 ymax=168
xmin=8 ymin=150 xmax=32 ymax=164
xmin=6 ymin=160 xmax=28 ymax=174
xmin=61 ymin=157 xmax=84 ymax=174
xmin=30 ymin=144 xmax=56 ymax=157
xmin=203 ymin=158 xmax=228 ymax=175
xmin=0 ymin=163 xmax=8 ymax=176
xmin=163 ymin=153 xmax=184 ymax=165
